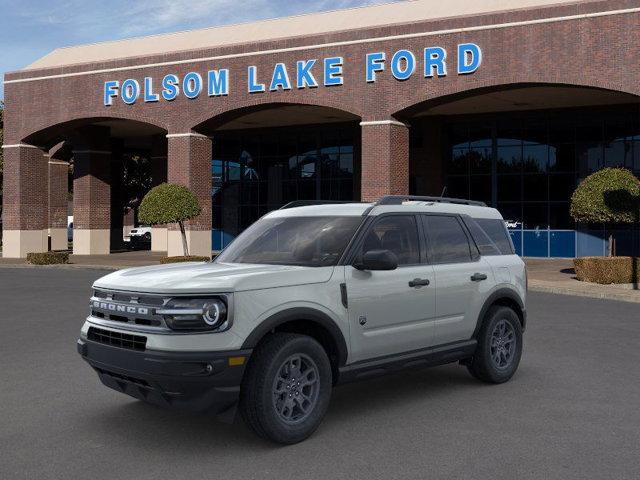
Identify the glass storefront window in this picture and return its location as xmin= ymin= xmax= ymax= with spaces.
xmin=212 ymin=124 xmax=358 ymax=249
xmin=444 ymin=105 xmax=640 ymax=236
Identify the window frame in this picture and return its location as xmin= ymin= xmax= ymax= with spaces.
xmin=345 ymin=213 xmax=426 ymax=268
xmin=421 ymin=213 xmax=480 ymax=265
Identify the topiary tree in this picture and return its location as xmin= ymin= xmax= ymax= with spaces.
xmin=570 ymin=168 xmax=640 ymax=256
xmin=138 ymin=183 xmax=202 ymax=256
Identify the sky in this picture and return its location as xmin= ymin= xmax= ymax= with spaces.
xmin=0 ymin=0 xmax=400 ymax=100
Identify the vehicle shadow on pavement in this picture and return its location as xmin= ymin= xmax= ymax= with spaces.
xmin=82 ymin=363 xmax=494 ymax=449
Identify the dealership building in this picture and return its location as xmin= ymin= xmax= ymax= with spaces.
xmin=3 ymin=0 xmax=640 ymax=258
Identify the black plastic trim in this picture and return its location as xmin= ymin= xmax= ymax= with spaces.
xmin=240 ymin=307 xmax=349 ymax=367
xmin=78 ymin=338 xmax=251 ymax=416
xmin=472 ymin=288 xmax=526 ymax=338
xmin=337 ymin=340 xmax=477 ymax=383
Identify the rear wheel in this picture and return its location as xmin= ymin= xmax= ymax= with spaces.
xmin=240 ymin=333 xmax=332 ymax=444
xmin=467 ymin=306 xmax=522 ymax=383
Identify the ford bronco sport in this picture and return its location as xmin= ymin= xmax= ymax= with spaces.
xmin=78 ymin=195 xmax=526 ymax=444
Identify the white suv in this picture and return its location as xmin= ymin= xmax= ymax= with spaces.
xmin=78 ymin=195 xmax=526 ymax=444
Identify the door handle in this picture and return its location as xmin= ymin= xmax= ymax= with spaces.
xmin=471 ymin=273 xmax=488 ymax=282
xmin=409 ymin=278 xmax=430 ymax=287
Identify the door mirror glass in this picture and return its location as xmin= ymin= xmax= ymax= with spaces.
xmin=355 ymin=249 xmax=399 ymax=271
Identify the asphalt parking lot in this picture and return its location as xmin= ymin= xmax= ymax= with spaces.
xmin=1 ymin=268 xmax=639 ymax=480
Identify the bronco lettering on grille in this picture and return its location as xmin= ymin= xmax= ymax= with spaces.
xmin=92 ymin=301 xmax=149 ymax=315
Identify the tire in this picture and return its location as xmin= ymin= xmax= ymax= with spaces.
xmin=240 ymin=333 xmax=332 ymax=444
xmin=467 ymin=306 xmax=523 ymax=384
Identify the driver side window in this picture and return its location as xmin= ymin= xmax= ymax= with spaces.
xmin=360 ymin=215 xmax=420 ymax=265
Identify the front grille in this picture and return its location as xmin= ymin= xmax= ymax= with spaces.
xmin=88 ymin=326 xmax=147 ymax=351
xmin=90 ymin=290 xmax=169 ymax=331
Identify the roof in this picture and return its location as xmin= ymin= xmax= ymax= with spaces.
xmin=25 ymin=0 xmax=587 ymax=70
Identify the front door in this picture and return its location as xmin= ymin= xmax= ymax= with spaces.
xmin=345 ymin=214 xmax=436 ymax=363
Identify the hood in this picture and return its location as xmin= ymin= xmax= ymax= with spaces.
xmin=93 ymin=262 xmax=335 ymax=294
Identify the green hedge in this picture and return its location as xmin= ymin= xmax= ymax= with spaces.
xmin=159 ymin=255 xmax=210 ymax=264
xmin=573 ymin=256 xmax=640 ymax=284
xmin=570 ymin=168 xmax=640 ymax=224
xmin=27 ymin=251 xmax=70 ymax=265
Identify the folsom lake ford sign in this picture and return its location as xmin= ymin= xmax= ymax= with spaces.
xmin=103 ymin=43 xmax=482 ymax=106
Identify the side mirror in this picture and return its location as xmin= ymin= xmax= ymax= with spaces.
xmin=354 ymin=249 xmax=398 ymax=271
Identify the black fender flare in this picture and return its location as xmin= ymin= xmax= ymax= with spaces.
xmin=472 ymin=288 xmax=526 ymax=338
xmin=241 ymin=307 xmax=349 ymax=366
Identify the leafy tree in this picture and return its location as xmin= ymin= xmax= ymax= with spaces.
xmin=570 ymin=168 xmax=640 ymax=255
xmin=138 ymin=183 xmax=201 ymax=256
xmin=121 ymin=153 xmax=152 ymax=220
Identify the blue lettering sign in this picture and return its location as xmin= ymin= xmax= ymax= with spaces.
xmin=296 ymin=60 xmax=318 ymax=88
xmin=183 ymin=72 xmax=203 ymax=99
xmin=208 ymin=69 xmax=229 ymax=96
xmin=121 ymin=79 xmax=140 ymax=104
xmin=144 ymin=77 xmax=159 ymax=102
xmin=390 ymin=50 xmax=415 ymax=81
xmin=324 ymin=57 xmax=343 ymax=86
xmin=457 ymin=43 xmax=482 ymax=74
xmin=161 ymin=74 xmax=179 ymax=101
xmin=270 ymin=63 xmax=292 ymax=91
xmin=366 ymin=52 xmax=385 ymax=83
xmin=424 ymin=47 xmax=447 ymax=77
xmin=248 ymin=66 xmax=265 ymax=93
xmin=104 ymin=80 xmax=119 ymax=106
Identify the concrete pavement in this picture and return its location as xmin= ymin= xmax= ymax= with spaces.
xmin=1 ymin=268 xmax=639 ymax=480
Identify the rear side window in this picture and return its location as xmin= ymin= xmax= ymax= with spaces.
xmin=423 ymin=215 xmax=472 ymax=264
xmin=475 ymin=218 xmax=515 ymax=255
xmin=462 ymin=217 xmax=501 ymax=256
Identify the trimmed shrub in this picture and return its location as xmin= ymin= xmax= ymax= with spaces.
xmin=27 ymin=251 xmax=70 ymax=265
xmin=139 ymin=183 xmax=202 ymax=256
xmin=570 ymin=168 xmax=640 ymax=224
xmin=159 ymin=255 xmax=210 ymax=264
xmin=573 ymin=256 xmax=640 ymax=284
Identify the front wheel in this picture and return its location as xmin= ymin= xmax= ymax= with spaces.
xmin=240 ymin=333 xmax=332 ymax=444
xmin=467 ymin=306 xmax=523 ymax=384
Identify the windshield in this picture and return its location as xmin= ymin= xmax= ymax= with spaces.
xmin=215 ymin=216 xmax=363 ymax=267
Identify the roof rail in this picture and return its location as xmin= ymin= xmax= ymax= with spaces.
xmin=375 ymin=195 xmax=487 ymax=207
xmin=279 ymin=200 xmax=362 ymax=210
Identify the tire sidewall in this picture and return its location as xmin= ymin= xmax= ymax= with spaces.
xmin=478 ymin=307 xmax=523 ymax=383
xmin=258 ymin=336 xmax=332 ymax=443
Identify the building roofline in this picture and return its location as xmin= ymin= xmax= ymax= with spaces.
xmin=18 ymin=0 xmax=598 ymax=72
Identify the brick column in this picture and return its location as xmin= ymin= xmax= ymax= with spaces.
xmin=2 ymin=144 xmax=49 ymax=258
xmin=48 ymin=159 xmax=69 ymax=251
xmin=360 ymin=120 xmax=410 ymax=202
xmin=150 ymin=134 xmax=168 ymax=252
xmin=166 ymin=133 xmax=212 ymax=257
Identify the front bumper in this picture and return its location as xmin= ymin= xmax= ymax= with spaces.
xmin=77 ymin=338 xmax=251 ymax=417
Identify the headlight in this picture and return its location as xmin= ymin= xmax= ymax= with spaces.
xmin=157 ymin=297 xmax=230 ymax=332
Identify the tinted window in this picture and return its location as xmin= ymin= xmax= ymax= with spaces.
xmin=424 ymin=216 xmax=472 ymax=264
xmin=476 ymin=218 xmax=515 ymax=255
xmin=463 ymin=217 xmax=501 ymax=256
xmin=360 ymin=216 xmax=420 ymax=265
xmin=216 ymin=216 xmax=362 ymax=266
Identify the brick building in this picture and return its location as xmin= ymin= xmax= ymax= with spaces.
xmin=3 ymin=0 xmax=640 ymax=258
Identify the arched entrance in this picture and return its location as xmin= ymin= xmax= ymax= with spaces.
xmin=194 ymin=103 xmax=361 ymax=249
xmin=4 ymin=118 xmax=167 ymax=257
xmin=398 ymin=84 xmax=640 ymax=257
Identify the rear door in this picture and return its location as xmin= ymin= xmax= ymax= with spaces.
xmin=345 ymin=214 xmax=436 ymax=363
xmin=422 ymin=214 xmax=493 ymax=345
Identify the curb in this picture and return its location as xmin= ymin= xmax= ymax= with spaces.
xmin=0 ymin=264 xmax=121 ymax=271
xmin=528 ymin=282 xmax=640 ymax=304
